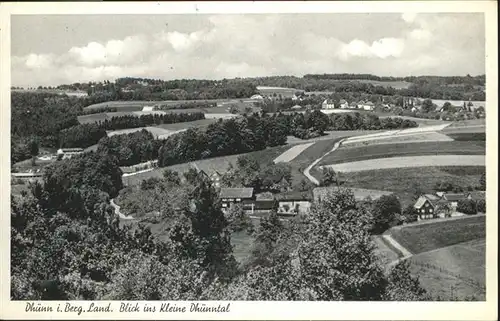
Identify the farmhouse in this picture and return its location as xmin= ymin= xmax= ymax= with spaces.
xmin=57 ymin=148 xmax=84 ymax=160
xmin=322 ymin=99 xmax=336 ymax=109
xmin=219 ymin=187 xmax=255 ymax=212
xmin=275 ymin=190 xmax=313 ymax=215
xmin=441 ymin=193 xmax=468 ymax=211
xmin=362 ymin=101 xmax=375 ymax=111
xmin=413 ymin=195 xmax=437 ymax=220
xmin=412 ymin=191 xmax=485 ymax=220
xmin=349 ymin=102 xmax=358 ymax=109
xmin=339 ymin=99 xmax=349 ymax=109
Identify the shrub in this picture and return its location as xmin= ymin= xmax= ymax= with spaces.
xmin=476 ymin=199 xmax=486 ymax=213
xmin=457 ymin=199 xmax=477 ymax=215
xmin=402 ymin=205 xmax=419 ymax=223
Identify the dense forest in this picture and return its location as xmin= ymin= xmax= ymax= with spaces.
xmin=97 ymin=130 xmax=162 ymax=167
xmin=158 ymin=115 xmax=288 ymax=167
xmin=11 ymin=148 xmax=430 ymax=300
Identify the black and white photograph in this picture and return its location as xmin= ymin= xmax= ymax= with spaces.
xmin=1 ymin=1 xmax=497 ymax=320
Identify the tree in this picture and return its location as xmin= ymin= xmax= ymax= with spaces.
xmin=225 ymin=203 xmax=254 ymax=234
xmin=457 ymin=199 xmax=477 ymax=215
xmin=382 ymin=261 xmax=428 ymax=300
xmin=476 ymin=199 xmax=486 ymax=213
xmin=479 ymin=173 xmax=486 ymax=190
xmin=163 ymin=169 xmax=181 ymax=185
xmin=370 ymin=194 xmax=402 ymax=234
xmin=169 ymin=172 xmax=237 ymax=280
xmin=297 ymin=188 xmax=386 ymax=300
xmin=421 ymin=99 xmax=434 ymax=113
xmin=246 ymin=210 xmax=284 ymax=269
xmin=321 ymin=167 xmax=338 ymax=186
xmin=402 ymin=205 xmax=419 ymax=223
xmin=29 ymin=137 xmax=39 ymax=166
xmin=435 ymin=202 xmax=451 ymax=218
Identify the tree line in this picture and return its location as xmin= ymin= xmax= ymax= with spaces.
xmin=158 ymin=115 xmax=288 ymax=167
xmin=59 ymin=112 xmax=205 ymax=149
xmin=97 ymin=130 xmax=162 ymax=167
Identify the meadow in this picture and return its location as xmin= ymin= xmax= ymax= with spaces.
xmin=122 ymin=145 xmax=292 ymax=186
xmin=388 ymin=215 xmax=485 ymax=254
xmin=318 ymin=141 xmax=485 ymax=166
xmin=408 ymin=239 xmax=485 ymax=300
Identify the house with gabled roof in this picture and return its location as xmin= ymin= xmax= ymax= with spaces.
xmin=219 ymin=187 xmax=255 ymax=213
xmin=413 ymin=195 xmax=437 ymax=220
xmin=321 ymin=99 xmax=336 ymax=109
xmin=339 ymin=99 xmax=349 ymax=109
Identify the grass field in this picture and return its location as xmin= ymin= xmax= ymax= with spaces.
xmin=408 ymin=238 xmax=485 ymax=300
xmin=318 ymin=141 xmax=485 ymax=166
xmin=446 ymin=132 xmax=486 ymax=142
xmin=323 ymin=155 xmax=485 ymax=173
xmin=388 ymin=215 xmax=485 ymax=254
xmin=343 ymin=132 xmax=453 ymax=148
xmin=340 ymin=166 xmax=484 ymax=207
xmin=354 ymin=79 xmax=412 ymax=89
xmin=444 ymin=118 xmax=486 ymax=128
xmin=153 ymin=118 xmax=220 ymax=131
xmin=274 ymin=143 xmax=315 ymax=163
xmin=379 ymin=115 xmax=446 ymax=126
xmin=122 ymin=145 xmax=291 ymax=186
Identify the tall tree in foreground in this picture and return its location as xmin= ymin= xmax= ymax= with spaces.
xmin=29 ymin=137 xmax=39 ymax=167
xmin=169 ymin=171 xmax=237 ymax=281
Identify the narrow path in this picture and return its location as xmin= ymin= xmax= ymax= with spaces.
xmin=303 ymin=138 xmax=346 ymax=185
xmin=122 ymin=168 xmax=155 ymax=177
xmin=383 ymin=234 xmax=413 ymax=267
xmin=110 ymin=198 xmax=135 ymax=220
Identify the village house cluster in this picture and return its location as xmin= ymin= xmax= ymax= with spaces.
xmin=413 ymin=191 xmax=485 ymax=220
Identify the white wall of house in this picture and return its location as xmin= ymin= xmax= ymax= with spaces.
xmin=278 ymin=200 xmax=311 ymax=214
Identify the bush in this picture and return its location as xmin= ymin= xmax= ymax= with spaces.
xmin=457 ymin=199 xmax=477 ymax=215
xmin=370 ymin=194 xmax=402 ymax=234
xmin=476 ymin=199 xmax=486 ymax=213
xmin=402 ymin=205 xmax=419 ymax=223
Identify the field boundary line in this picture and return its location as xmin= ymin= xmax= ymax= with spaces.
xmin=303 ymin=138 xmax=346 ymax=185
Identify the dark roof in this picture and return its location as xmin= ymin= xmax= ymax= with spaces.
xmin=275 ymin=190 xmax=313 ymax=201
xmin=59 ymin=148 xmax=84 ymax=152
xmin=253 ymin=199 xmax=278 ymax=210
xmin=219 ymin=188 xmax=254 ymax=199
xmin=468 ymin=191 xmax=485 ymax=200
xmin=444 ymin=193 xmax=467 ymax=201
xmin=414 ymin=196 xmax=434 ymax=209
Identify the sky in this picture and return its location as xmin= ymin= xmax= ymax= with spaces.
xmin=11 ymin=13 xmax=485 ymax=87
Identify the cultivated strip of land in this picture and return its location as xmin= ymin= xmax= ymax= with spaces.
xmin=273 ymin=142 xmax=315 ymax=163
xmin=322 ymin=155 xmax=485 ymax=173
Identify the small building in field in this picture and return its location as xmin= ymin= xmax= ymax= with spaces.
xmin=291 ymin=105 xmax=303 ymax=110
xmin=57 ymin=148 xmax=84 ymax=160
xmin=322 ymin=99 xmax=336 ymax=109
xmin=275 ymin=190 xmax=313 ymax=215
xmin=219 ymin=187 xmax=254 ymax=213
